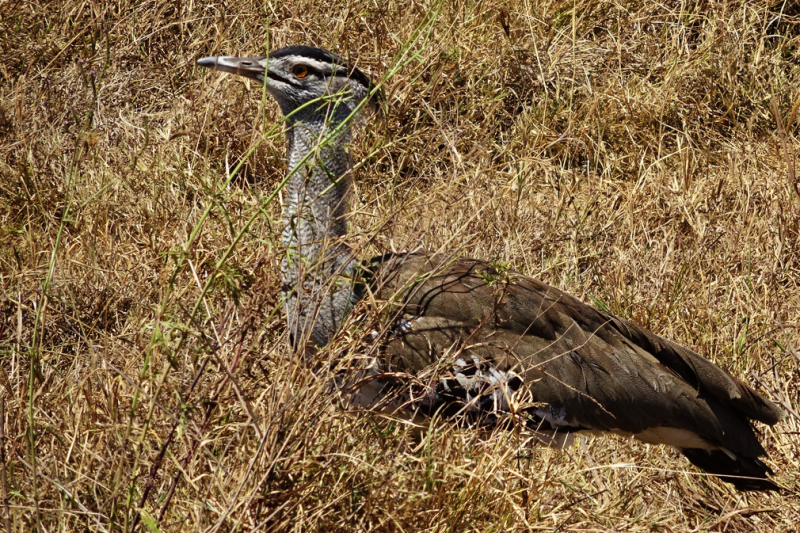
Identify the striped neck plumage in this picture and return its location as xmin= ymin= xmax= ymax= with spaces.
xmin=280 ymin=109 xmax=360 ymax=350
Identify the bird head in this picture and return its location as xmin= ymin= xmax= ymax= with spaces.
xmin=197 ymin=45 xmax=379 ymax=124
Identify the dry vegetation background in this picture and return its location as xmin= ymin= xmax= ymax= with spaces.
xmin=2 ymin=0 xmax=800 ymax=530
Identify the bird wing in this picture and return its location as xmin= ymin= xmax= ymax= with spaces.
xmin=363 ymin=253 xmax=784 ymax=490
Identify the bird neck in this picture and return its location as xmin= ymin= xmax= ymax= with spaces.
xmin=280 ymin=116 xmax=359 ymax=349
xmin=283 ymin=121 xmax=353 ymax=249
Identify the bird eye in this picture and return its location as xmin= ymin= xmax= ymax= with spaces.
xmin=292 ymin=65 xmax=308 ymax=78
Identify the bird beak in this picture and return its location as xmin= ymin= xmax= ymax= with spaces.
xmin=197 ymin=56 xmax=266 ymax=83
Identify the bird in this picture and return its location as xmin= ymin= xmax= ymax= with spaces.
xmin=197 ymin=45 xmax=785 ymax=492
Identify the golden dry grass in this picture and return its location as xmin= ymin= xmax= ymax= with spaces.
xmin=2 ymin=0 xmax=800 ymax=530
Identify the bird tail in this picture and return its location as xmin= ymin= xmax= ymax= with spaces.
xmin=680 ymin=448 xmax=780 ymax=492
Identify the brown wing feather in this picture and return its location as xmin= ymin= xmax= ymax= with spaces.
xmin=365 ymin=253 xmax=784 ymax=490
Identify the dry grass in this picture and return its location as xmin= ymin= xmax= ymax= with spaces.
xmin=2 ymin=0 xmax=800 ymax=530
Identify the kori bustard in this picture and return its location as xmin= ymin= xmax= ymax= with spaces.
xmin=197 ymin=45 xmax=785 ymax=491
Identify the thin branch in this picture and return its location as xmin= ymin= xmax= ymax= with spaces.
xmin=0 ymin=397 xmax=11 ymax=533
